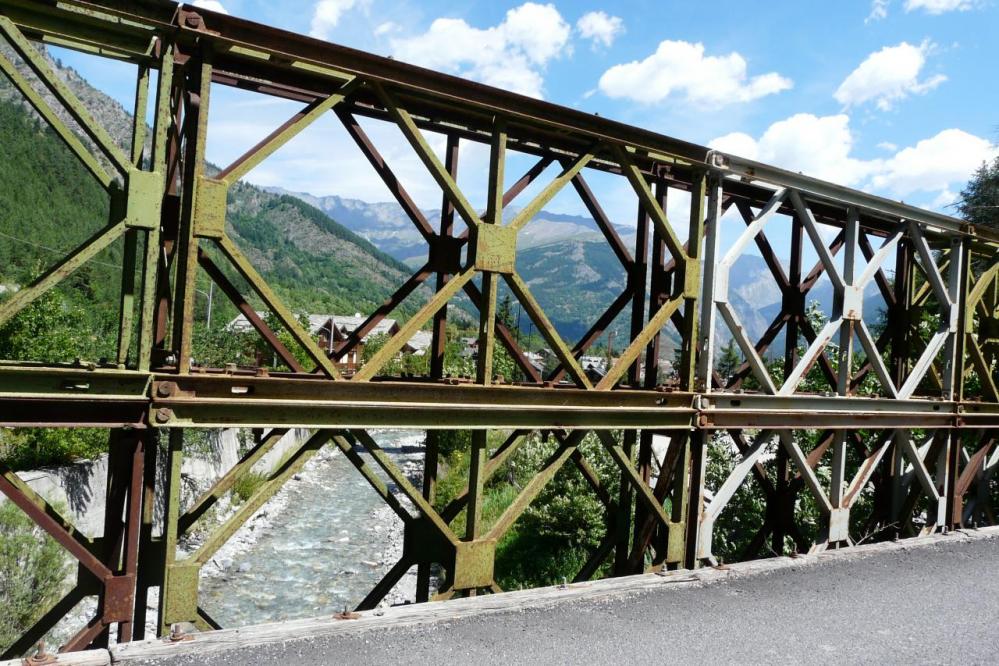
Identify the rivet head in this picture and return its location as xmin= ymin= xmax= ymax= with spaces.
xmin=155 ymin=408 xmax=173 ymax=423
xmin=157 ymin=382 xmax=176 ymax=397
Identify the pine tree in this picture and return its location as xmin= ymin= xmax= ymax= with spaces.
xmin=497 ymin=293 xmax=515 ymax=330
xmin=716 ymin=338 xmax=741 ymax=383
xmin=959 ymin=156 xmax=999 ymax=228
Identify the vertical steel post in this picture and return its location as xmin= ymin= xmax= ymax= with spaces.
xmin=464 ymin=122 xmax=505 ymax=593
xmin=830 ymin=209 xmax=858 ymax=540
xmin=116 ymin=64 xmax=150 ymax=366
xmin=946 ymin=238 xmax=969 ymax=527
xmin=620 ymin=177 xmax=651 ymax=574
xmin=679 ymin=171 xmax=706 ymax=391
xmin=137 ymin=42 xmax=175 ymax=372
xmin=418 ymin=133 xmax=459 ymax=602
xmin=682 ymin=429 xmax=706 ymax=569
xmin=171 ymin=48 xmax=211 ymax=373
xmin=131 ymin=429 xmax=159 ymax=639
xmin=697 ymin=175 xmax=722 ymax=389
xmin=772 ymin=210 xmax=803 ymax=555
xmin=158 ymin=429 xmax=185 ymax=636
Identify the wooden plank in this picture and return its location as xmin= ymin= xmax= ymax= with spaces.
xmin=0 ymin=650 xmax=110 ymax=666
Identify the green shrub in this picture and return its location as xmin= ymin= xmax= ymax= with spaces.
xmin=432 ymin=430 xmax=621 ymax=591
xmin=0 ymin=428 xmax=107 ymax=472
xmin=0 ymin=501 xmax=70 ymax=654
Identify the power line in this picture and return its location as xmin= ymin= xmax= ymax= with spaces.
xmin=0 ymin=228 xmax=122 ymax=270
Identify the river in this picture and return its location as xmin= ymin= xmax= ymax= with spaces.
xmin=198 ymin=428 xmax=425 ymax=627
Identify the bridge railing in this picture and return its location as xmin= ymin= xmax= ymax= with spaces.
xmin=0 ymin=0 xmax=996 ymax=657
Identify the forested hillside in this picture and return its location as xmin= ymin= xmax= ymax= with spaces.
xmin=0 ymin=46 xmax=430 ymax=361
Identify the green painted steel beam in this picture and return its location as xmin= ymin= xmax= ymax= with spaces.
xmin=0 ymin=220 xmax=128 ymax=328
xmin=0 ymin=13 xmax=132 ymax=176
xmin=0 ymin=46 xmax=114 ymax=189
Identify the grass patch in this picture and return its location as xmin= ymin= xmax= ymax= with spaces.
xmin=0 ymin=428 xmax=108 ymax=472
xmin=232 ymin=471 xmax=268 ymax=504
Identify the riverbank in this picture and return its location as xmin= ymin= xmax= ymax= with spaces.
xmin=8 ymin=428 xmax=427 ymax=650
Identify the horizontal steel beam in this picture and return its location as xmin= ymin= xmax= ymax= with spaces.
xmin=150 ymin=376 xmax=697 ymax=429
xmin=708 ymin=154 xmax=987 ymax=241
xmin=4 ymin=367 xmax=996 ymax=430
xmin=698 ymin=393 xmax=960 ymax=429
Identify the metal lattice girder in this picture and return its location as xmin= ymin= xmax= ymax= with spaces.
xmin=4 ymin=0 xmax=999 ymax=653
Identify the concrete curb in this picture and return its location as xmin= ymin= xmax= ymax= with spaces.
xmin=105 ymin=526 xmax=999 ymax=663
xmin=6 ymin=527 xmax=996 ymax=665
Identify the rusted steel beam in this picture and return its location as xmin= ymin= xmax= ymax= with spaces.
xmin=330 ymin=264 xmax=434 ymax=362
xmin=0 ymin=466 xmax=113 ymax=582
xmin=735 ymin=200 xmax=791 ymax=290
xmin=429 ymin=134 xmax=459 ymax=380
xmin=545 ymin=288 xmax=633 ymax=384
xmin=197 ymin=250 xmax=305 ymax=372
xmin=569 ymin=171 xmax=634 ymax=269
xmin=336 ymin=109 xmax=436 ymax=241
xmin=0 ymin=399 xmax=147 ymax=428
xmin=859 ymin=230 xmax=898 ymax=309
xmin=60 ymin=615 xmax=106 ymax=653
xmin=503 ymin=155 xmax=555 ymax=206
xmin=463 ymin=281 xmax=542 ymax=383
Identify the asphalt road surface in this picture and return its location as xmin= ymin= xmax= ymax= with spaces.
xmin=121 ymin=532 xmax=999 ymax=665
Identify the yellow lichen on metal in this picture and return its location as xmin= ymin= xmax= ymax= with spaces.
xmin=471 ymin=223 xmax=517 ymax=274
xmin=452 ymin=539 xmax=497 ymax=590
xmin=162 ymin=562 xmax=201 ymax=624
xmin=123 ymin=169 xmax=162 ymax=230
xmin=194 ymin=176 xmax=229 ymax=239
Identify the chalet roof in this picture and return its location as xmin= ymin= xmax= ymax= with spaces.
xmin=327 ymin=313 xmax=397 ymax=337
xmin=226 ymin=312 xmax=430 ymax=349
xmin=406 ymin=330 xmax=433 ymax=354
xmin=227 ymin=311 xmax=396 ymax=337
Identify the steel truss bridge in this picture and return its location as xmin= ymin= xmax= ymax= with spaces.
xmin=0 ymin=0 xmax=997 ymax=658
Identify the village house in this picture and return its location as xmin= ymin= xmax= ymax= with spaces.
xmin=227 ymin=312 xmax=432 ymax=373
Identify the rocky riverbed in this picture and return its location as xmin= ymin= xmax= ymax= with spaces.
xmin=197 ymin=428 xmax=427 ymax=625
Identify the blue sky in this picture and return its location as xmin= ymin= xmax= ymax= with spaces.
xmin=53 ymin=0 xmax=998 ymax=231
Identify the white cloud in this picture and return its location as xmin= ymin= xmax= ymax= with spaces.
xmin=708 ymin=131 xmax=760 ymax=161
xmin=374 ymin=21 xmax=400 ymax=37
xmin=309 ymin=0 xmax=364 ymax=41
xmin=834 ymin=41 xmax=946 ymax=111
xmin=576 ymin=11 xmax=624 ymax=48
xmin=866 ymin=0 xmax=890 ymax=22
xmin=709 ymin=113 xmax=998 ymax=208
xmin=192 ymin=0 xmax=228 ymax=14
xmin=877 ymin=141 xmax=898 ymax=151
xmin=390 ymin=3 xmax=571 ymax=99
xmin=905 ymin=0 xmax=976 ymax=13
xmin=870 ymin=129 xmax=996 ymax=196
xmin=932 ymin=189 xmax=959 ymax=209
xmin=710 ymin=114 xmax=876 ymax=186
xmin=598 ymin=40 xmax=792 ymax=107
